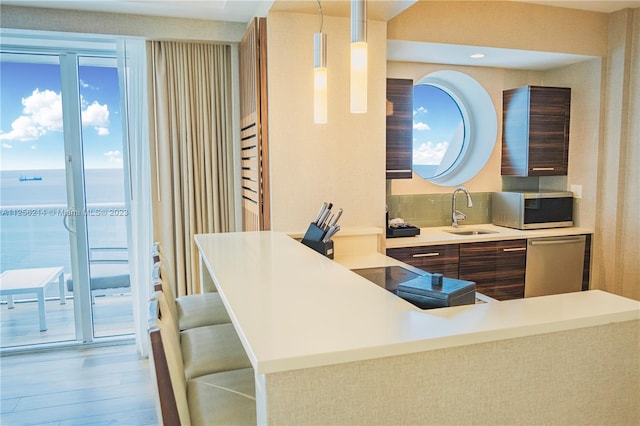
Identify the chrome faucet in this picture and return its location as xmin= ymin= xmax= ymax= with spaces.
xmin=452 ymin=186 xmax=473 ymax=228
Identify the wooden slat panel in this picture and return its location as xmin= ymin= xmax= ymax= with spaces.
xmin=239 ymin=19 xmax=260 ymax=231
xmin=258 ymin=17 xmax=270 ymax=230
xmin=239 ymin=17 xmax=270 ymax=231
xmin=242 ymin=178 xmax=259 ymax=193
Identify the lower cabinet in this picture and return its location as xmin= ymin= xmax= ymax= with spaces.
xmin=386 ymin=242 xmax=525 ymax=299
xmin=386 ymin=244 xmax=459 ymax=279
xmin=459 ymin=240 xmax=527 ymax=301
xmin=387 ymin=235 xmax=589 ymax=302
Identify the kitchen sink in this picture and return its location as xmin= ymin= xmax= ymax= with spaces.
xmin=444 ymin=228 xmax=498 ymax=235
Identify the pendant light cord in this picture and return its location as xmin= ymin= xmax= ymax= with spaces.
xmin=317 ymin=0 xmax=323 ymax=32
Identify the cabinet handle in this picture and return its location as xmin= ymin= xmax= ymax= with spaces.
xmin=531 ymin=167 xmax=555 ymax=171
xmin=387 ymin=169 xmax=413 ymax=174
xmin=503 ymin=247 xmax=526 ymax=252
xmin=413 ymin=253 xmax=439 ymax=258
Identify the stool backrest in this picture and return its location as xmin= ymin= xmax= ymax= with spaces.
xmin=148 ymin=291 xmax=191 ymax=425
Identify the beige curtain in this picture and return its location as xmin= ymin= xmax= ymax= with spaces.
xmin=148 ymin=41 xmax=234 ymax=296
xmin=593 ymin=8 xmax=640 ymax=301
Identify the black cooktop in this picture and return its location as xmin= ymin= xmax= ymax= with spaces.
xmin=351 ymin=266 xmax=422 ymax=292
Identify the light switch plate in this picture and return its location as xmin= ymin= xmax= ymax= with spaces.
xmin=570 ymin=184 xmax=583 ymax=199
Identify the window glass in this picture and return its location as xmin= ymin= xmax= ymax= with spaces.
xmin=412 ymin=70 xmax=497 ymax=186
xmin=413 ymin=84 xmax=465 ymax=179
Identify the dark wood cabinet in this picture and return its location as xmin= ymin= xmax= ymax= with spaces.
xmin=501 ymin=86 xmax=571 ymax=176
xmin=387 ymin=234 xmax=590 ymax=301
xmin=387 ymin=244 xmax=459 ymax=278
xmin=459 ymin=240 xmax=527 ymax=301
xmin=386 ymin=78 xmax=413 ymax=179
xmin=582 ymin=234 xmax=591 ymax=291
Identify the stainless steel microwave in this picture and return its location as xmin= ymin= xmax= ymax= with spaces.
xmin=492 ymin=191 xmax=574 ymax=230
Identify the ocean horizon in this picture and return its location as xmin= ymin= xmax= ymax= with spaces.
xmin=1 ymin=168 xmax=128 ymax=273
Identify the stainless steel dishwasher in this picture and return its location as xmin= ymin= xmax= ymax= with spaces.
xmin=524 ymin=235 xmax=586 ymax=297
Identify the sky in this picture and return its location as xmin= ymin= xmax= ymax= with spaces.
xmin=412 ymin=84 xmax=464 ymax=166
xmin=0 ymin=59 xmax=123 ymax=171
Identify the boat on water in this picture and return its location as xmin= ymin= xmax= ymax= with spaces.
xmin=19 ymin=176 xmax=43 ymax=181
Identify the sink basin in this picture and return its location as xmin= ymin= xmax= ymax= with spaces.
xmin=444 ymin=228 xmax=498 ymax=235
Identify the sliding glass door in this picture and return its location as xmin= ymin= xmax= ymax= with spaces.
xmin=1 ymin=41 xmax=133 ymax=349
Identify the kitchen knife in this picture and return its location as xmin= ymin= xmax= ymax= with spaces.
xmin=317 ymin=204 xmax=332 ymax=228
xmin=323 ymin=225 xmax=340 ymax=242
xmin=323 ymin=213 xmax=334 ymax=230
xmin=329 ymin=208 xmax=342 ymax=227
xmin=314 ymin=202 xmax=327 ymax=225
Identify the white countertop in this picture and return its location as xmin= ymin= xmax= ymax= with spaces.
xmin=195 ymin=231 xmax=638 ymax=375
xmin=386 ymin=223 xmax=593 ymax=248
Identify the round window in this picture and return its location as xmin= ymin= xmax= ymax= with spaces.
xmin=413 ymin=84 xmax=467 ymax=179
xmin=412 ymin=71 xmax=497 ymax=186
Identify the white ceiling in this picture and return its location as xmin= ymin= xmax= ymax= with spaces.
xmin=3 ymin=1 xmax=637 ymax=23
xmin=2 ymin=1 xmax=638 ymax=70
xmin=512 ymin=1 xmax=639 ymax=13
xmin=387 ymin=40 xmax=598 ymax=70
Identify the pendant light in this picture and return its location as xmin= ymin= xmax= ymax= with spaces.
xmin=350 ymin=0 xmax=367 ymax=113
xmin=314 ymin=1 xmax=328 ymax=124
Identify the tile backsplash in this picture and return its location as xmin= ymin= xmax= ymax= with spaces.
xmin=386 ymin=192 xmax=492 ymax=228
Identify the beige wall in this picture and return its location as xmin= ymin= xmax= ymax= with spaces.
xmin=0 ymin=5 xmax=246 ymax=42
xmin=388 ymin=0 xmax=610 ymax=57
xmin=544 ymin=59 xmax=603 ymax=229
xmin=266 ymin=11 xmax=387 ymax=232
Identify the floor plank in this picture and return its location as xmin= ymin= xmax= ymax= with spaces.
xmin=1 ymin=293 xmax=134 ymax=348
xmin=0 ymin=344 xmax=158 ymax=425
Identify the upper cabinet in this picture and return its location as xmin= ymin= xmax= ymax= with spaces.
xmin=501 ymin=86 xmax=571 ymax=176
xmin=386 ymin=78 xmax=413 ymax=179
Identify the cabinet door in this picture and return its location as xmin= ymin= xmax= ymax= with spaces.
xmin=387 ymin=245 xmax=459 ymax=278
xmin=528 ymin=87 xmax=570 ymax=175
xmin=501 ymin=87 xmax=529 ymax=176
xmin=501 ymin=86 xmax=570 ymax=177
xmin=459 ymin=240 xmax=526 ymax=300
xmin=386 ymin=78 xmax=413 ymax=179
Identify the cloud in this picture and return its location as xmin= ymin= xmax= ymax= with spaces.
xmin=2 ymin=143 xmax=12 ymax=149
xmin=0 ymin=89 xmax=62 ymax=141
xmin=0 ymin=89 xmax=110 ymax=141
xmin=413 ymin=121 xmax=431 ymax=131
xmin=414 ymin=106 xmax=428 ymax=116
xmin=413 ymin=141 xmax=449 ymax=165
xmin=82 ymin=101 xmax=110 ymax=136
xmin=104 ymin=150 xmax=123 ymax=165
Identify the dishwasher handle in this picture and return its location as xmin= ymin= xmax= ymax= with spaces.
xmin=529 ymin=236 xmax=585 ymax=246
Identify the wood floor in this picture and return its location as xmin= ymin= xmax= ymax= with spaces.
xmin=1 ymin=293 xmax=134 ymax=348
xmin=0 ymin=344 xmax=158 ymax=425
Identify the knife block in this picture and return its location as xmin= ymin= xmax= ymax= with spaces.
xmin=301 ymin=223 xmax=334 ymax=259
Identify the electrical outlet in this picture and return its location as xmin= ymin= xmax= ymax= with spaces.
xmin=570 ymin=184 xmax=582 ymax=199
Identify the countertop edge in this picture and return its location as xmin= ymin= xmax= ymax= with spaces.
xmin=254 ymin=292 xmax=639 ymax=375
xmin=195 ymin=232 xmax=637 ymax=378
xmin=385 ymin=224 xmax=594 ymax=248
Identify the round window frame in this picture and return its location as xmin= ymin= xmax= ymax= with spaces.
xmin=413 ymin=70 xmax=497 ymax=186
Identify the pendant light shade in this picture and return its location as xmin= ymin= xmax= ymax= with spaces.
xmin=314 ymin=32 xmax=328 ymax=124
xmin=350 ymin=0 xmax=367 ymax=113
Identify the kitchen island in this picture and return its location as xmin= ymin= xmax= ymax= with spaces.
xmin=195 ymin=231 xmax=639 ymax=425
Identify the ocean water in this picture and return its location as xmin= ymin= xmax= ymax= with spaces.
xmin=0 ymin=168 xmax=128 ymax=273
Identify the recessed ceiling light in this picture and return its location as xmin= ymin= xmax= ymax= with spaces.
xmin=470 ymin=53 xmax=485 ymax=59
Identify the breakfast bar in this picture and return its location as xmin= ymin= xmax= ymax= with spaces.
xmin=195 ymin=231 xmax=639 ymax=425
